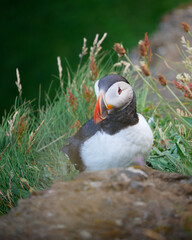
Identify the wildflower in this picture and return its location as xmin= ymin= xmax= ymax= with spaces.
xmin=176 ymin=73 xmax=191 ymax=83
xmin=67 ymin=89 xmax=78 ymax=111
xmin=158 ymin=74 xmax=167 ymax=86
xmin=113 ymin=43 xmax=126 ymax=57
xmin=144 ymin=32 xmax=151 ymax=48
xmin=173 ymin=80 xmax=192 ymax=99
xmin=182 ymin=22 xmax=190 ymax=32
xmin=140 ymin=61 xmax=150 ymax=76
xmin=83 ymin=84 xmax=94 ymax=104
xmin=138 ymin=33 xmax=152 ymax=63
xmin=89 ymin=56 xmax=99 ymax=81
xmin=173 ymin=80 xmax=183 ymax=90
xmin=15 ymin=68 xmax=22 ymax=96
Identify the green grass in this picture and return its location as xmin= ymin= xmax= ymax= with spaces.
xmin=148 ymin=115 xmax=192 ymax=175
xmin=0 ymin=29 xmax=192 ymax=215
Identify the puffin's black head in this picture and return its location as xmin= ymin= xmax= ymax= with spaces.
xmin=94 ymin=74 xmax=135 ymax=124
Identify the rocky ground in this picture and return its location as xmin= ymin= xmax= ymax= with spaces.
xmin=0 ymin=166 xmax=192 ymax=240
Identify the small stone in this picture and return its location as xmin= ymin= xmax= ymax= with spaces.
xmin=89 ymin=181 xmax=102 ymax=188
xmin=46 ymin=190 xmax=54 ymax=195
xmin=133 ymin=217 xmax=142 ymax=224
xmin=130 ymin=180 xmax=144 ymax=190
xmin=49 ymin=225 xmax=65 ymax=230
xmin=120 ymin=173 xmax=131 ymax=183
xmin=83 ymin=186 xmax=89 ymax=191
xmin=134 ymin=201 xmax=146 ymax=207
xmin=115 ymin=219 xmax=123 ymax=226
xmin=46 ymin=212 xmax=54 ymax=217
xmin=80 ymin=230 xmax=91 ymax=239
xmin=106 ymin=198 xmax=112 ymax=205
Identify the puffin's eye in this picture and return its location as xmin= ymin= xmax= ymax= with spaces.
xmin=118 ymin=87 xmax=122 ymax=95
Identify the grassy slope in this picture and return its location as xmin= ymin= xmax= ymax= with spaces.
xmin=0 ymin=31 xmax=192 ymax=215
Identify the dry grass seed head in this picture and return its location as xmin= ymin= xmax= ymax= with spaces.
xmin=57 ymin=57 xmax=63 ymax=79
xmin=138 ymin=40 xmax=147 ymax=57
xmin=79 ymin=38 xmax=88 ymax=59
xmin=8 ymin=111 xmax=19 ymax=137
xmin=140 ymin=61 xmax=150 ymax=76
xmin=158 ymin=74 xmax=167 ymax=86
xmin=15 ymin=68 xmax=22 ymax=96
xmin=113 ymin=43 xmax=126 ymax=57
xmin=89 ymin=33 xmax=107 ymax=59
xmin=182 ymin=22 xmax=190 ymax=32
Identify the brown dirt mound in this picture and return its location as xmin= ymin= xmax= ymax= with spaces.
xmin=0 ymin=166 xmax=192 ymax=240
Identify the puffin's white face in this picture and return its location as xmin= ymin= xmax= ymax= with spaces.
xmin=94 ymin=80 xmax=134 ymax=124
xmin=105 ymin=81 xmax=133 ymax=111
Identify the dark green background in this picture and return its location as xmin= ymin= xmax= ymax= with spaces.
xmin=1 ymin=0 xmax=191 ymax=117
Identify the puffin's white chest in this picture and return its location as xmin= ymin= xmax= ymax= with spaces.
xmin=80 ymin=114 xmax=153 ymax=171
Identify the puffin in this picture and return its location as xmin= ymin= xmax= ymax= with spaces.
xmin=62 ymin=74 xmax=153 ymax=172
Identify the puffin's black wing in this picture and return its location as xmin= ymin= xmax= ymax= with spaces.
xmin=62 ymin=118 xmax=100 ymax=171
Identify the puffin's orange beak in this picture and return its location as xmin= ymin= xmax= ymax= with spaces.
xmin=94 ymin=92 xmax=113 ymax=124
